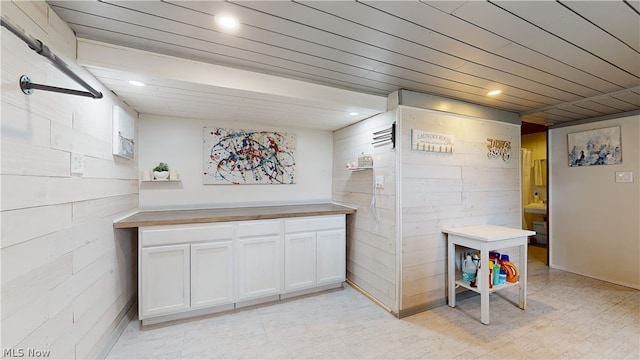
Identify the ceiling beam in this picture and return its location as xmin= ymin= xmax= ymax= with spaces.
xmin=520 ymin=86 xmax=640 ymax=116
xmin=76 ymin=39 xmax=388 ymax=115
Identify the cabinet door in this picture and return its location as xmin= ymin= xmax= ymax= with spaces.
xmin=191 ymin=241 xmax=234 ymax=309
xmin=316 ymin=229 xmax=346 ymax=285
xmin=284 ymin=232 xmax=317 ymax=292
xmin=140 ymin=244 xmax=190 ymax=318
xmin=238 ymin=235 xmax=281 ymax=300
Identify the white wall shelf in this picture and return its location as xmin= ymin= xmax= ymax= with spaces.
xmin=346 ymin=153 xmax=373 ymax=171
xmin=347 ymin=166 xmax=373 ymax=171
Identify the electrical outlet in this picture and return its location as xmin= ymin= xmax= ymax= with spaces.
xmin=375 ymin=175 xmax=384 ymax=188
xmin=71 ymin=153 xmax=85 ymax=174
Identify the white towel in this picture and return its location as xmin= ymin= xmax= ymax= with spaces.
xmin=522 ymin=149 xmax=533 ymax=229
xmin=522 ymin=149 xmax=532 ymax=176
xmin=534 ymin=159 xmax=545 ymax=186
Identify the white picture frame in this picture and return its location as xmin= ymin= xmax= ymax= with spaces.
xmin=112 ymin=105 xmax=135 ymax=160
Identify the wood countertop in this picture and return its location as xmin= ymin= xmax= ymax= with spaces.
xmin=114 ymin=203 xmax=356 ymax=228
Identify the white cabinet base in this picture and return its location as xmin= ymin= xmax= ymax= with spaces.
xmin=139 ymin=215 xmax=346 ymax=325
xmin=316 ymin=229 xmax=346 ymax=285
xmin=237 ymin=221 xmax=282 ymax=301
xmin=142 ymin=283 xmax=345 ymax=326
xmin=283 ymin=215 xmax=346 ymax=294
xmin=139 ymin=244 xmax=190 ymax=318
xmin=191 ymin=241 xmax=234 ymax=309
xmin=280 ymin=282 xmax=343 ymax=300
xmin=284 ymin=232 xmax=317 ymax=292
xmin=235 ymin=294 xmax=281 ymax=309
xmin=142 ymin=303 xmax=235 ymax=326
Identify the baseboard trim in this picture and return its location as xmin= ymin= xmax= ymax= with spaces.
xmin=142 ymin=303 xmax=235 ymax=326
xmin=140 ymin=283 xmax=346 ymax=327
xmin=345 ymin=279 xmax=397 ymax=317
xmin=397 ymin=298 xmax=448 ymax=319
xmin=280 ymin=282 xmax=343 ymax=300
xmin=94 ymin=296 xmax=137 ymax=359
xmin=549 ymin=263 xmax=640 ymax=290
xmin=397 ymin=289 xmax=478 ymax=318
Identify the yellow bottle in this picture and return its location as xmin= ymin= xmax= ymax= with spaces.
xmin=488 ymin=260 xmax=494 ymax=288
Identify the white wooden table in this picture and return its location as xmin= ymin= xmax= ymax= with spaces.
xmin=442 ymin=225 xmax=535 ymax=325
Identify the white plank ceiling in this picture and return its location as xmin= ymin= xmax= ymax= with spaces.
xmin=46 ymin=0 xmax=640 ymax=129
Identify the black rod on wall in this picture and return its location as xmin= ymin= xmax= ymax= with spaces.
xmin=372 ymin=123 xmax=396 ymax=148
xmin=1 ymin=17 xmax=103 ymax=99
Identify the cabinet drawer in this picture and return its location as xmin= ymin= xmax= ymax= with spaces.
xmin=141 ymin=224 xmax=234 ymax=247
xmin=237 ymin=220 xmax=281 ymax=237
xmin=285 ymin=215 xmax=345 ymax=233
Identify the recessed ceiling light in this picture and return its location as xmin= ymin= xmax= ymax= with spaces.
xmin=129 ymin=80 xmax=145 ymax=87
xmin=487 ymin=90 xmax=502 ymax=96
xmin=215 ymin=14 xmax=239 ymax=29
xmin=349 ymin=112 xmax=359 ymax=116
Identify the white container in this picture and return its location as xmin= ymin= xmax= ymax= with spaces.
xmin=462 ymin=255 xmax=477 ymax=282
xmin=357 ymin=154 xmax=373 ymax=168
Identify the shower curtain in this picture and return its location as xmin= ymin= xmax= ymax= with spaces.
xmin=521 ymin=148 xmax=533 ymax=229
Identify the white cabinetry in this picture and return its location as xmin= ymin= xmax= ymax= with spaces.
xmin=284 ymin=232 xmax=317 ymax=291
xmin=316 ymin=229 xmax=346 ymax=285
xmin=284 ymin=215 xmax=346 ymax=293
xmin=139 ymin=244 xmax=190 ymax=318
xmin=237 ymin=221 xmax=282 ymax=301
xmin=191 ymin=241 xmax=234 ymax=309
xmin=139 ymin=214 xmax=346 ymax=324
xmin=139 ymin=224 xmax=234 ymax=321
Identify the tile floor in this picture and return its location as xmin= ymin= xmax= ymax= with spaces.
xmin=107 ymin=255 xmax=640 ymax=359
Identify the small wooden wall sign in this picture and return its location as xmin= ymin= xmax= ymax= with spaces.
xmin=486 ymin=138 xmax=512 ymax=161
xmin=411 ymin=129 xmax=454 ymax=153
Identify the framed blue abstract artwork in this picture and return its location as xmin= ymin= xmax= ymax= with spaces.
xmin=203 ymin=127 xmax=296 ymax=184
xmin=568 ymin=126 xmax=622 ymax=167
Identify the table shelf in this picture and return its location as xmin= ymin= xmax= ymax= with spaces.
xmin=443 ymin=224 xmax=534 ymax=325
xmin=455 ymin=279 xmax=520 ymax=294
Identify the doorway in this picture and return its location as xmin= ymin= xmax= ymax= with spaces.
xmin=521 ymin=123 xmax=548 ymax=265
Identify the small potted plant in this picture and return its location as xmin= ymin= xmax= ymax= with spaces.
xmin=152 ymin=162 xmax=169 ymax=180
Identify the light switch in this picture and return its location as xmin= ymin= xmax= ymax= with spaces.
xmin=71 ymin=153 xmax=85 ymax=174
xmin=375 ymin=175 xmax=384 ymax=188
xmin=615 ymin=171 xmax=633 ymax=183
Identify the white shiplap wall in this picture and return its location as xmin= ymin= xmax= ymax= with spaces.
xmin=398 ymin=106 xmax=522 ymax=313
xmin=1 ymin=1 xmax=138 ymax=358
xmin=333 ymin=102 xmax=522 ymax=316
xmin=332 ymin=110 xmax=399 ymax=313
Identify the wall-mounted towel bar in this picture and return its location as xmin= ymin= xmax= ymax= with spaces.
xmin=1 ymin=17 xmax=103 ymax=99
